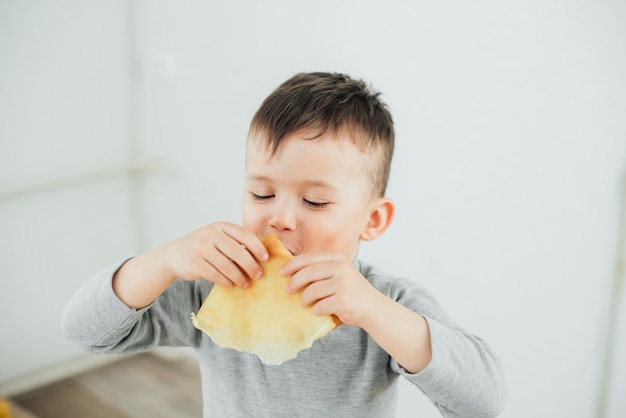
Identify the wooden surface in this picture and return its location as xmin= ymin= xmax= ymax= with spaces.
xmin=10 ymin=353 xmax=202 ymax=418
xmin=2 ymin=399 xmax=37 ymax=418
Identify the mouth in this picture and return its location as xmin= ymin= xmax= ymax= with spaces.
xmin=268 ymin=234 xmax=299 ymax=256
xmin=282 ymin=244 xmax=299 ymax=256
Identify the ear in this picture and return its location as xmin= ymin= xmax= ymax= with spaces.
xmin=360 ymin=198 xmax=395 ymax=241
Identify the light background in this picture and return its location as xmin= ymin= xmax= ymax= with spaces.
xmin=1 ymin=1 xmax=625 ymax=417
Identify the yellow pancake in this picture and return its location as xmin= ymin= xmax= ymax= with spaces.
xmin=191 ymin=233 xmax=340 ymax=365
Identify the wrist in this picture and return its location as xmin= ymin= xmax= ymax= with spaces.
xmin=152 ymin=242 xmax=179 ymax=284
xmin=113 ymin=245 xmax=177 ymax=309
xmin=357 ymin=291 xmax=432 ymax=374
xmin=356 ymin=288 xmax=390 ymax=331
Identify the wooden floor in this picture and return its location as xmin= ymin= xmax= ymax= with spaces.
xmin=10 ymin=353 xmax=203 ymax=418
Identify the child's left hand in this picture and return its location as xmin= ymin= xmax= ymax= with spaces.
xmin=283 ymin=251 xmax=433 ymax=374
xmin=282 ymin=253 xmax=380 ymax=328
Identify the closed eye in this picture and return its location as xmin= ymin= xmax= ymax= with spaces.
xmin=251 ymin=193 xmax=274 ymax=201
xmin=304 ymin=199 xmax=329 ymax=209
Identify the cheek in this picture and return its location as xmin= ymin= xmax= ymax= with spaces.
xmin=306 ymin=210 xmax=366 ymax=248
xmin=241 ymin=201 xmax=271 ymax=234
xmin=240 ymin=201 xmax=257 ymax=229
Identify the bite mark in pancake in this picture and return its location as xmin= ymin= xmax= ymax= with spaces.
xmin=191 ymin=232 xmax=341 ymax=365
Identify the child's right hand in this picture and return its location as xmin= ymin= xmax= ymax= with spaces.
xmin=113 ymin=222 xmax=268 ymax=309
xmin=164 ymin=222 xmax=268 ymax=288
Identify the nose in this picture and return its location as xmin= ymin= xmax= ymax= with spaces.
xmin=269 ymin=199 xmax=297 ymax=231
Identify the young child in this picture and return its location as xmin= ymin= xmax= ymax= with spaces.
xmin=62 ymin=72 xmax=506 ymax=417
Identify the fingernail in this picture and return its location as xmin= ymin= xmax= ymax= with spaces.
xmin=255 ymin=269 xmax=263 ymax=279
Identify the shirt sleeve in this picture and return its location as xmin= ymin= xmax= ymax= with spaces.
xmin=61 ymin=259 xmax=205 ymax=354
xmin=384 ymin=275 xmax=507 ymax=417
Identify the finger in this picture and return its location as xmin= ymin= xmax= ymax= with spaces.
xmin=203 ymin=246 xmax=251 ymax=288
xmin=286 ymin=262 xmax=333 ymax=294
xmin=309 ymin=296 xmax=338 ymax=317
xmin=216 ymin=238 xmax=263 ymax=282
xmin=195 ymin=260 xmax=235 ymax=287
xmin=221 ymin=224 xmax=269 ymax=263
xmin=300 ymin=279 xmax=335 ymax=308
xmin=208 ymin=272 xmax=236 ymax=288
xmin=281 ymin=252 xmax=336 ymax=277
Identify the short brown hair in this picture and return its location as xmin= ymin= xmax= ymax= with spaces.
xmin=248 ymin=72 xmax=394 ymax=197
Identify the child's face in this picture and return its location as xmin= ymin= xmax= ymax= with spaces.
xmin=243 ymin=131 xmax=379 ymax=260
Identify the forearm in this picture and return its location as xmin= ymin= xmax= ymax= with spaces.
xmin=402 ymin=318 xmax=507 ymax=417
xmin=113 ymin=244 xmax=176 ymax=309
xmin=360 ymin=290 xmax=432 ymax=374
xmin=62 ymin=259 xmax=144 ymax=351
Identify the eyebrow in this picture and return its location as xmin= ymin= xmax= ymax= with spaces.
xmin=246 ymin=175 xmax=335 ymax=190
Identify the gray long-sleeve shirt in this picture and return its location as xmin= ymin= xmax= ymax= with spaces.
xmin=62 ymin=259 xmax=506 ymax=417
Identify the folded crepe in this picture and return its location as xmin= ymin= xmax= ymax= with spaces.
xmin=191 ymin=233 xmax=340 ymax=365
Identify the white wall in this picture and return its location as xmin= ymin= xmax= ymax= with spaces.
xmin=1 ymin=1 xmax=625 ymax=417
xmin=0 ymin=0 xmax=139 ymax=382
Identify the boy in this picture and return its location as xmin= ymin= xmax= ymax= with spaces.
xmin=62 ymin=72 xmax=506 ymax=417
